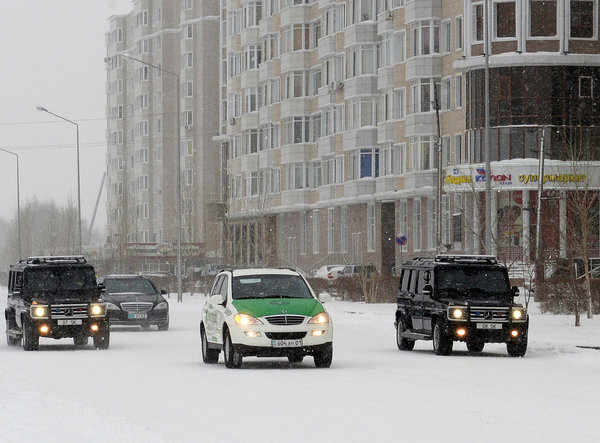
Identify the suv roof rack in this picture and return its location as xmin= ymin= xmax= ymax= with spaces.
xmin=435 ymin=254 xmax=498 ymax=264
xmin=22 ymin=255 xmax=87 ymax=265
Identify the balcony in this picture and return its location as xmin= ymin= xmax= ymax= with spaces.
xmin=280 ymin=51 xmax=312 ymax=71
xmin=342 ymin=127 xmax=378 ymax=151
xmin=344 ymin=179 xmax=376 ymax=198
xmin=343 ymin=75 xmax=378 ymax=98
xmin=317 ymin=135 xmax=336 ymax=157
xmin=241 ymin=26 xmax=259 ymax=47
xmin=404 ymin=112 xmax=436 ymax=137
xmin=241 ymin=112 xmax=259 ymax=131
xmin=317 ymin=34 xmax=337 ymax=59
xmin=344 ymin=22 xmax=378 ymax=47
xmin=405 ymin=55 xmax=442 ymax=82
xmin=280 ymin=97 xmax=313 ymax=117
xmin=280 ymin=5 xmax=312 ymax=29
xmin=377 ymin=66 xmax=395 ymax=90
xmin=280 ymin=143 xmax=313 ymax=164
xmin=404 ymin=0 xmax=441 ymax=23
xmin=377 ymin=10 xmax=395 ymax=34
xmin=281 ymin=189 xmax=312 ymax=207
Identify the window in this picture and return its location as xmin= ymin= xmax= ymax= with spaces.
xmin=413 ymin=198 xmax=422 ymax=251
xmin=183 ymin=82 xmax=193 ymax=97
xmin=284 ymin=71 xmax=310 ymax=98
xmin=530 ymin=0 xmax=557 ymax=37
xmin=300 ymin=212 xmax=307 ymax=254
xmin=328 ymin=208 xmax=335 ymax=253
xmin=183 ymin=111 xmax=193 ymax=127
xmin=246 ymin=171 xmax=259 ymax=196
xmin=283 ymin=117 xmax=310 ymax=144
xmin=313 ymin=209 xmax=320 ymax=254
xmin=410 ymin=136 xmax=433 ymax=171
xmin=245 ymin=87 xmax=259 ymax=113
xmin=245 ymin=44 xmax=262 ymax=70
xmin=380 ymin=143 xmax=405 ymax=175
xmin=183 ymin=0 xmax=193 ymax=10
xmin=455 ymin=16 xmax=463 ymax=49
xmin=455 ymin=74 xmax=463 ymax=108
xmin=495 ymin=1 xmax=516 ymax=38
xmin=183 ymin=169 xmax=194 ymax=186
xmin=244 ymin=129 xmax=259 ymax=154
xmin=285 ymin=162 xmax=309 ymax=190
xmin=261 ymin=33 xmax=280 ymax=61
xmin=350 ymin=0 xmax=377 ymax=23
xmin=441 ymin=77 xmax=451 ymax=110
xmin=349 ymin=149 xmax=380 ymax=180
xmin=411 ymin=79 xmax=439 ymax=114
xmin=348 ymin=44 xmax=380 ymax=77
xmin=411 ymin=20 xmax=440 ymax=56
xmin=340 ymin=206 xmax=348 ymax=253
xmin=570 ymin=0 xmax=595 ymax=38
xmin=367 ymin=203 xmax=375 ymax=252
xmin=184 ymin=23 xmax=193 ymax=39
xmin=259 ymin=124 xmax=280 ymax=150
xmin=283 ymin=24 xmax=311 ymax=52
xmin=242 ymin=1 xmax=262 ymax=28
xmin=473 ymin=3 xmax=484 ymax=41
xmin=183 ymin=52 xmax=193 ymax=68
xmin=579 ymin=76 xmax=593 ymax=97
xmin=441 ymin=20 xmax=451 ymax=53
xmin=348 ymin=98 xmax=379 ymax=129
xmin=455 ymin=133 xmax=463 ymax=164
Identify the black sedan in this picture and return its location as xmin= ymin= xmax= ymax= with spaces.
xmin=101 ymin=275 xmax=169 ymax=330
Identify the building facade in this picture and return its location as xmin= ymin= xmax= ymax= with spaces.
xmin=105 ymin=0 xmax=222 ymax=273
xmin=216 ymin=0 xmax=600 ymax=274
xmin=105 ymin=0 xmax=600 ymax=276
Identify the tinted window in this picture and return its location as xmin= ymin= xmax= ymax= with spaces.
xmin=435 ymin=267 xmax=510 ymax=295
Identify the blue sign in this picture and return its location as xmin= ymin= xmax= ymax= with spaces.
xmin=395 ymin=235 xmax=407 ymax=246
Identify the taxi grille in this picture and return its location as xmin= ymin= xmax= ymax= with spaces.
xmin=120 ymin=302 xmax=153 ymax=313
xmin=265 ymin=332 xmax=307 ymax=340
xmin=265 ymin=315 xmax=305 ymax=326
xmin=51 ymin=304 xmax=88 ymax=319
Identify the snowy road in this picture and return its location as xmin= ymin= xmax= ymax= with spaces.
xmin=1 ymin=288 xmax=599 ymax=443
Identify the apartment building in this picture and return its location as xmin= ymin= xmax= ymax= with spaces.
xmin=217 ymin=0 xmax=600 ymax=274
xmin=105 ymin=0 xmax=221 ymax=273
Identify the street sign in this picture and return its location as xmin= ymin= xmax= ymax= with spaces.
xmin=395 ymin=234 xmax=407 ymax=246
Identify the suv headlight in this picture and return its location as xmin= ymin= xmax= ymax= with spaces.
xmin=89 ymin=303 xmax=107 ymax=317
xmin=511 ymin=308 xmax=526 ymax=321
xmin=308 ymin=312 xmax=330 ymax=325
xmin=448 ymin=307 xmax=467 ymax=321
xmin=30 ymin=305 xmax=49 ymax=319
xmin=234 ymin=313 xmax=263 ymax=326
xmin=154 ymin=301 xmax=168 ymax=310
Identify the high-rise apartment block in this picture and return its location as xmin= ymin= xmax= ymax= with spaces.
xmin=106 ymin=0 xmax=600 ymax=275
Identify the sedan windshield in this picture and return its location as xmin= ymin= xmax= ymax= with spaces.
xmin=104 ymin=278 xmax=157 ymax=294
xmin=232 ymin=275 xmax=312 ymax=300
xmin=436 ymin=267 xmax=510 ymax=296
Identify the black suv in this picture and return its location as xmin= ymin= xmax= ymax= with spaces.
xmin=395 ymin=255 xmax=528 ymax=357
xmin=5 ymin=256 xmax=109 ymax=350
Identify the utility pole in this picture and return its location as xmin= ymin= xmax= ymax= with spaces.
xmin=535 ymin=128 xmax=546 ymax=292
xmin=434 ymin=82 xmax=443 ymax=253
xmin=484 ymin=0 xmax=492 ymax=254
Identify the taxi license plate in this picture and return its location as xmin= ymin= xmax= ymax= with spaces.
xmin=272 ymin=339 xmax=303 ymax=348
xmin=128 ymin=313 xmax=147 ymax=319
xmin=58 ymin=319 xmax=82 ymax=326
xmin=476 ymin=323 xmax=502 ymax=330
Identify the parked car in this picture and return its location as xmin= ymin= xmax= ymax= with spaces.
xmin=5 ymin=255 xmax=109 ymax=350
xmin=200 ymin=268 xmax=333 ymax=368
xmin=338 ymin=264 xmax=377 ymax=278
xmin=395 ymin=254 xmax=528 ymax=357
xmin=314 ymin=265 xmax=345 ymax=281
xmin=101 ymin=274 xmax=169 ymax=330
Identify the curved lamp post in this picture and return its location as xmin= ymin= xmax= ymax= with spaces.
xmin=0 ymin=147 xmax=21 ymax=258
xmin=122 ymin=53 xmax=183 ymax=303
xmin=36 ymin=106 xmax=82 ymax=254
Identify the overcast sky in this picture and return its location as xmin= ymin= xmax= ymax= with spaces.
xmin=0 ymin=0 xmax=134 ymax=234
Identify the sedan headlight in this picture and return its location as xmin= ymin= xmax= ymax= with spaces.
xmin=89 ymin=303 xmax=107 ymax=317
xmin=511 ymin=308 xmax=525 ymax=321
xmin=234 ymin=313 xmax=263 ymax=326
xmin=308 ymin=312 xmax=330 ymax=325
xmin=154 ymin=301 xmax=168 ymax=310
xmin=105 ymin=302 xmax=120 ymax=311
xmin=448 ymin=307 xmax=467 ymax=320
xmin=31 ymin=305 xmax=49 ymax=319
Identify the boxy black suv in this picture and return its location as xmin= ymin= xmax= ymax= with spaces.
xmin=395 ymin=255 xmax=528 ymax=357
xmin=5 ymin=256 xmax=109 ymax=350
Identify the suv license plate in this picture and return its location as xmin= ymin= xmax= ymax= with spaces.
xmin=272 ymin=339 xmax=303 ymax=348
xmin=128 ymin=313 xmax=147 ymax=319
xmin=477 ymin=323 xmax=502 ymax=330
xmin=58 ymin=319 xmax=82 ymax=326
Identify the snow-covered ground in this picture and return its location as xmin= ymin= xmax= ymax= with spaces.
xmin=1 ymin=287 xmax=599 ymax=443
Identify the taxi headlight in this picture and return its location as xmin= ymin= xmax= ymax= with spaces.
xmin=308 ymin=312 xmax=330 ymax=325
xmin=234 ymin=314 xmax=263 ymax=326
xmin=90 ymin=304 xmax=106 ymax=317
xmin=31 ymin=306 xmax=49 ymax=318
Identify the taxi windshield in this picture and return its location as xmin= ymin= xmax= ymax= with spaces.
xmin=232 ymin=275 xmax=312 ymax=300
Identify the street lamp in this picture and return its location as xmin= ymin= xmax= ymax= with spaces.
xmin=36 ymin=106 xmax=82 ymax=254
xmin=0 ymin=148 xmax=21 ymax=258
xmin=122 ymin=53 xmax=183 ymax=303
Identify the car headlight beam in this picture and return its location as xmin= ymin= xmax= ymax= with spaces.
xmin=511 ymin=308 xmax=524 ymax=320
xmin=31 ymin=305 xmax=49 ymax=319
xmin=308 ymin=312 xmax=329 ymax=325
xmin=90 ymin=304 xmax=106 ymax=317
xmin=234 ymin=314 xmax=263 ymax=326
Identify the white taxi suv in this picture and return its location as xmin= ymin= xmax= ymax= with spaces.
xmin=200 ymin=268 xmax=333 ymax=368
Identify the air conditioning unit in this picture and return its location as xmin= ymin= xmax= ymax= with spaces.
xmin=385 ymin=10 xmax=393 ymax=20
xmin=329 ymin=81 xmax=344 ymax=91
xmin=229 ymin=117 xmax=236 ymax=125
xmin=184 ymin=125 xmax=192 ymax=130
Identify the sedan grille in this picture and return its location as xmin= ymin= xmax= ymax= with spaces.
xmin=265 ymin=332 xmax=307 ymax=340
xmin=51 ymin=304 xmax=89 ymax=319
xmin=265 ymin=315 xmax=305 ymax=326
xmin=469 ymin=307 xmax=509 ymax=322
xmin=120 ymin=302 xmax=153 ymax=313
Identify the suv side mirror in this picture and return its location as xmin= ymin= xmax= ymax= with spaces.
xmin=422 ymin=284 xmax=433 ymax=297
xmin=512 ymin=286 xmax=520 ymax=297
xmin=97 ymin=282 xmax=106 ymax=292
